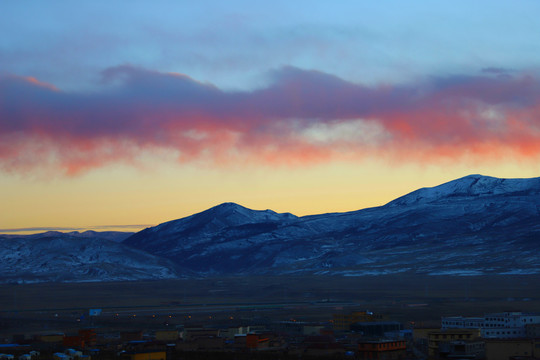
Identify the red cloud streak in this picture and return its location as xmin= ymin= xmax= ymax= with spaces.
xmin=2 ymin=66 xmax=540 ymax=175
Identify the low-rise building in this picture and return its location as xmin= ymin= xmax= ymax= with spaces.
xmin=442 ymin=317 xmax=484 ymax=330
xmin=63 ymin=336 xmax=84 ymax=348
xmin=413 ymin=328 xmax=439 ymax=343
xmin=358 ymin=339 xmax=406 ymax=360
xmin=154 ymin=330 xmax=178 ymax=342
xmin=78 ymin=330 xmax=96 ymax=347
xmin=442 ymin=312 xmax=540 ymax=339
xmin=439 ymin=340 xmax=485 ymax=359
xmin=525 ymin=323 xmax=540 ymax=338
xmin=218 ymin=326 xmax=248 ymax=339
xmin=484 ymin=338 xmax=540 ymax=360
xmin=428 ymin=329 xmax=481 ymax=358
xmin=182 ymin=327 xmax=219 ymax=341
xmin=483 ymin=312 xmax=540 ymax=339
xmin=246 ymin=334 xmax=270 ymax=350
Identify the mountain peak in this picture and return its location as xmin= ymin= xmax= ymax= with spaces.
xmin=207 ymin=202 xmax=249 ymax=213
xmin=126 ymin=202 xmax=298 ymax=246
xmin=188 ymin=202 xmax=297 ymax=226
xmin=214 ymin=202 xmax=242 ymax=207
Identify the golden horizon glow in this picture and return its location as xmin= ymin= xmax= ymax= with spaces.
xmin=2 ymin=156 xmax=539 ymax=235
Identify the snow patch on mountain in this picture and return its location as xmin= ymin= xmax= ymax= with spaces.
xmin=387 ymin=174 xmax=540 ymax=206
xmin=0 ymin=232 xmax=181 ymax=283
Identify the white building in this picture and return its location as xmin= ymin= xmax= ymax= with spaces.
xmin=482 ymin=312 xmax=540 ymax=338
xmin=441 ymin=316 xmax=484 ymax=330
xmin=441 ymin=312 xmax=540 ymax=339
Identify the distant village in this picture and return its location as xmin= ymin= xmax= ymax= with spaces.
xmin=1 ymin=309 xmax=540 ymax=360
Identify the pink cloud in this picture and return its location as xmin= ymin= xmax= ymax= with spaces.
xmin=2 ymin=66 xmax=540 ymax=175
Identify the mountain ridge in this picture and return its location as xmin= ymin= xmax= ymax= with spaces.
xmin=2 ymin=174 xmax=540 ymax=282
xmin=387 ymin=174 xmax=540 ymax=206
xmin=122 ymin=174 xmax=540 ymax=276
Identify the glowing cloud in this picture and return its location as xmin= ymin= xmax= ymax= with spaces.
xmin=2 ymin=66 xmax=540 ymax=175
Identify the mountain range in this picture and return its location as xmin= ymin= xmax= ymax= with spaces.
xmin=2 ymin=174 xmax=540 ymax=283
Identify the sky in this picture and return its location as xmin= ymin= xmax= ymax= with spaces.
xmin=2 ymin=1 xmax=540 ymax=233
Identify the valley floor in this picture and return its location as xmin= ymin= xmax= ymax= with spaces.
xmin=1 ymin=274 xmax=539 ymax=336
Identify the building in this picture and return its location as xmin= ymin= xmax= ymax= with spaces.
xmin=39 ymin=334 xmax=64 ymax=343
xmin=182 ymin=327 xmax=219 ymax=341
xmin=439 ymin=340 xmax=485 ymax=359
xmin=62 ymin=329 xmax=96 ymax=349
xmin=442 ymin=312 xmax=540 ymax=339
xmin=246 ymin=334 xmax=270 ymax=350
xmin=525 ymin=323 xmax=540 ymax=338
xmin=154 ymin=330 xmax=178 ymax=342
xmin=357 ymin=340 xmax=407 ymax=360
xmin=218 ymin=326 xmax=248 ymax=339
xmin=63 ymin=336 xmax=84 ymax=348
xmin=65 ymin=349 xmax=83 ymax=358
xmin=442 ymin=317 xmax=484 ymax=330
xmin=78 ymin=329 xmax=96 ymax=347
xmin=413 ymin=328 xmax=439 ymax=343
xmin=483 ymin=312 xmax=540 ymax=339
xmin=484 ymin=338 xmax=540 ymax=360
xmin=428 ymin=329 xmax=482 ymax=358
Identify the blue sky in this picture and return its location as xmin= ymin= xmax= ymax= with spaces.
xmin=3 ymin=1 xmax=540 ymax=232
xmin=3 ymin=1 xmax=540 ymax=91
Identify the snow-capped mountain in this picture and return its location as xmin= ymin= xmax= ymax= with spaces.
xmin=0 ymin=231 xmax=181 ymax=283
xmin=123 ymin=175 xmax=540 ymax=276
xmin=2 ymin=174 xmax=540 ymax=283
xmin=125 ymin=202 xmax=297 ymax=265
xmin=387 ymin=174 xmax=540 ymax=206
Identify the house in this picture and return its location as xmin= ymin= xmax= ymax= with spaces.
xmin=428 ymin=329 xmax=481 ymax=358
xmin=357 ymin=339 xmax=407 ymax=360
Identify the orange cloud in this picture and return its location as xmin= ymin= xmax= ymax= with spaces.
xmin=2 ymin=66 xmax=540 ymax=175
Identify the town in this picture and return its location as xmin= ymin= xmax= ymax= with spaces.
xmin=2 ymin=308 xmax=540 ymax=360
